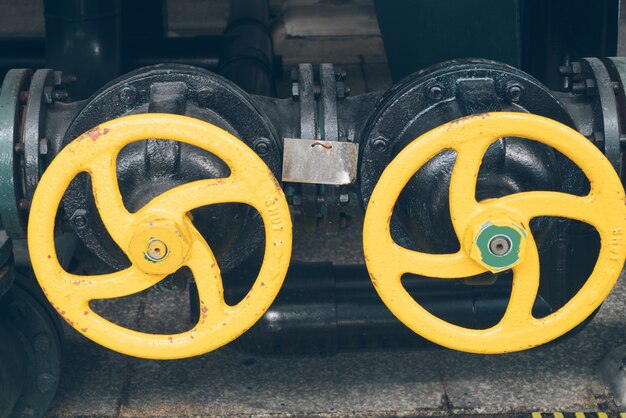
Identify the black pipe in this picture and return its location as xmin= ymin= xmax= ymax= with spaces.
xmin=191 ymin=263 xmax=551 ymax=355
xmin=219 ymin=0 xmax=276 ymax=96
xmin=43 ymin=0 xmax=122 ymax=99
xmin=0 ymin=37 xmax=221 ymax=81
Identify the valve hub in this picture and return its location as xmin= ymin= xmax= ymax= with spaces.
xmin=128 ymin=218 xmax=191 ymax=275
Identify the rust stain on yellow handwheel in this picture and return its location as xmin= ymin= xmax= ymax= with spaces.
xmin=363 ymin=112 xmax=626 ymax=354
xmin=27 ymin=114 xmax=292 ymax=359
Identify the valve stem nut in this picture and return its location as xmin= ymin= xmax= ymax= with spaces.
xmin=466 ymin=217 xmax=528 ymax=273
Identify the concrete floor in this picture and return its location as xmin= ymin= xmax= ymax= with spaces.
xmin=46 ymin=266 xmax=626 ymax=417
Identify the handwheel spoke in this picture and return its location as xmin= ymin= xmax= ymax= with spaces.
xmin=185 ymin=228 xmax=228 ymax=324
xmin=448 ymin=141 xmax=491 ymax=235
xmin=389 ymin=244 xmax=487 ymax=279
xmin=62 ymin=267 xmax=165 ymax=302
xmin=501 ymin=235 xmax=541 ymax=327
xmin=139 ymin=176 xmax=248 ymax=219
xmin=88 ymin=154 xmax=137 ymax=247
xmin=480 ymin=191 xmax=600 ymax=226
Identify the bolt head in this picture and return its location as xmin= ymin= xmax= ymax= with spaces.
xmin=70 ymin=209 xmax=89 ymax=229
xmin=119 ymin=86 xmax=138 ymax=106
xmin=18 ymin=199 xmax=30 ymax=211
xmin=559 ymin=64 xmax=573 ymax=76
xmin=43 ymin=86 xmax=54 ymax=104
xmin=372 ymin=136 xmax=388 ymax=153
xmin=506 ymin=83 xmax=524 ymax=102
xmin=428 ymin=85 xmax=444 ymax=101
xmin=335 ymin=70 xmax=347 ymax=81
xmin=584 ymin=78 xmax=598 ymax=96
xmin=52 ymin=89 xmax=69 ymax=102
xmin=39 ymin=138 xmax=49 ymax=155
xmin=253 ymin=138 xmax=271 ymax=156
xmin=465 ymin=218 xmax=527 ymax=273
xmin=14 ymin=142 xmax=25 ymax=155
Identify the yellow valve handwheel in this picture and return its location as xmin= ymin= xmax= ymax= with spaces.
xmin=27 ymin=114 xmax=292 ymax=359
xmin=363 ymin=112 xmax=626 ymax=354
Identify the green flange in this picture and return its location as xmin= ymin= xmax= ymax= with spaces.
xmin=474 ymin=223 xmax=525 ymax=271
xmin=0 ymin=69 xmax=32 ymax=239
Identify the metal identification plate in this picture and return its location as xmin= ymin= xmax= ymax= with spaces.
xmin=282 ymin=138 xmax=359 ymax=185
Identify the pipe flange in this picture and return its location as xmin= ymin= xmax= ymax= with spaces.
xmin=1 ymin=282 xmax=63 ymax=418
xmin=603 ymin=57 xmax=626 ymax=179
xmin=22 ymin=70 xmax=55 ymax=203
xmin=0 ymin=69 xmax=32 ymax=239
xmin=0 ymin=232 xmax=13 ymax=300
xmin=579 ymin=58 xmax=621 ymax=174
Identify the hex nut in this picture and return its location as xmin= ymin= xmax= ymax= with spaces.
xmin=70 ymin=209 xmax=89 ymax=229
xmin=428 ymin=85 xmax=444 ymax=101
xmin=371 ymin=136 xmax=388 ymax=153
xmin=253 ymin=138 xmax=271 ymax=156
xmin=506 ymin=83 xmax=524 ymax=102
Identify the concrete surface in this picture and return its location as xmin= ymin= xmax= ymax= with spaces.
xmin=45 ymin=265 xmax=626 ymax=417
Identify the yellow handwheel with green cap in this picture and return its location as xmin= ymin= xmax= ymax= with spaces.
xmin=363 ymin=112 xmax=626 ymax=354
xmin=27 ymin=113 xmax=292 ymax=359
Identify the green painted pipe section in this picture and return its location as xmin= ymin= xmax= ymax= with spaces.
xmin=0 ymin=69 xmax=31 ymax=238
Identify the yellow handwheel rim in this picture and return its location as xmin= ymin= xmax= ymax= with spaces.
xmin=28 ymin=114 xmax=292 ymax=359
xmin=363 ymin=112 xmax=626 ymax=354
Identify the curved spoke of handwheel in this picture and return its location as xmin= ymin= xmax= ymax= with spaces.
xmin=501 ymin=234 xmax=541 ymax=327
xmin=448 ymin=141 xmax=492 ymax=236
xmin=88 ymin=153 xmax=137 ymax=247
xmin=62 ymin=266 xmax=165 ymax=302
xmin=185 ymin=230 xmax=228 ymax=324
xmin=138 ymin=176 xmax=248 ymax=220
xmin=480 ymin=191 xmax=601 ymax=226
xmin=389 ymin=243 xmax=486 ymax=279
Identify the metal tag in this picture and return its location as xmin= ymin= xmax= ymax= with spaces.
xmin=282 ymin=138 xmax=359 ymax=185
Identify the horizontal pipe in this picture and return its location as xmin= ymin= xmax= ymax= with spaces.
xmin=0 ymin=37 xmax=221 ymax=81
xmin=191 ymin=263 xmax=551 ymax=355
